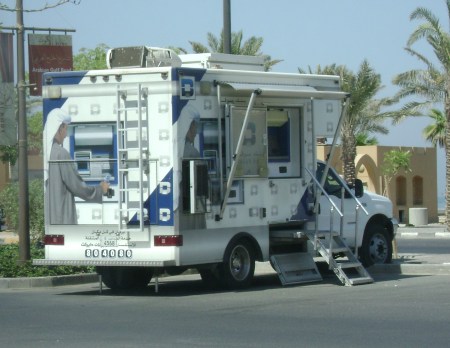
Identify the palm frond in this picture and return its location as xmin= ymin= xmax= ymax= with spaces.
xmin=409 ymin=7 xmax=441 ymax=46
xmin=422 ymin=108 xmax=446 ymax=148
xmin=241 ymin=36 xmax=263 ymax=55
xmin=390 ymin=101 xmax=428 ymax=124
xmin=231 ymin=30 xmax=243 ymax=54
xmin=189 ymin=41 xmax=209 ymax=53
xmin=207 ymin=32 xmax=220 ymax=52
xmin=404 ymin=47 xmax=434 ymax=68
xmin=408 ymin=23 xmax=439 ymax=47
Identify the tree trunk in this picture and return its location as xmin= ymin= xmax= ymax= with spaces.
xmin=341 ymin=128 xmax=357 ymax=187
xmin=445 ymin=96 xmax=450 ymax=231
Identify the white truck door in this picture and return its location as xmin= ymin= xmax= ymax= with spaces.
xmin=316 ymin=165 xmax=358 ymax=245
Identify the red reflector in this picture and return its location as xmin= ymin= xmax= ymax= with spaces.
xmin=154 ymin=235 xmax=183 ymax=246
xmin=44 ymin=235 xmax=65 ymax=245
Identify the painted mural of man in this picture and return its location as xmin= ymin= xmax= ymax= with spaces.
xmin=44 ymin=108 xmax=109 ymax=224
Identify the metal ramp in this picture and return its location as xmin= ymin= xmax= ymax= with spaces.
xmin=303 ymin=167 xmax=373 ymax=286
xmin=270 ymin=252 xmax=322 ymax=285
xmin=305 ymin=230 xmax=373 ymax=286
xmin=116 ymin=84 xmax=150 ymax=232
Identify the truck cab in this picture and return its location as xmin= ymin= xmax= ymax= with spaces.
xmin=315 ymin=161 xmax=397 ymax=266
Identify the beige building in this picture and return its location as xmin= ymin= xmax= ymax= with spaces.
xmin=317 ymin=145 xmax=438 ymax=224
xmin=0 ymin=153 xmax=43 ymax=192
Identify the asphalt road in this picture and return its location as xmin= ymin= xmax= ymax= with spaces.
xmin=1 ymin=230 xmax=450 ymax=347
xmin=0 ymin=271 xmax=449 ymax=347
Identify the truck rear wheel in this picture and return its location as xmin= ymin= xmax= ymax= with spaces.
xmin=97 ymin=266 xmax=153 ymax=290
xmin=359 ymin=223 xmax=392 ymax=267
xmin=199 ymin=268 xmax=221 ymax=289
xmin=218 ymin=239 xmax=255 ymax=290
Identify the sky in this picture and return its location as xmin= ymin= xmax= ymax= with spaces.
xmin=0 ymin=0 xmax=447 ymax=204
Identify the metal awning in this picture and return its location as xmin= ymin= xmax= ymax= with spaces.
xmin=219 ymin=82 xmax=350 ymax=100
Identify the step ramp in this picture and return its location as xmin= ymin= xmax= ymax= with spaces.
xmin=270 ymin=252 xmax=322 ymax=286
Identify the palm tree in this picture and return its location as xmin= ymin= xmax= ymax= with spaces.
xmin=393 ymin=0 xmax=450 ymax=229
xmin=189 ymin=30 xmax=281 ymax=71
xmin=300 ymin=61 xmax=394 ymax=185
xmin=423 ymin=109 xmax=446 ymax=148
xmin=356 ymin=132 xmax=379 ymax=146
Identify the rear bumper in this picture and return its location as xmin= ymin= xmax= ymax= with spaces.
xmin=33 ymin=259 xmax=174 ymax=267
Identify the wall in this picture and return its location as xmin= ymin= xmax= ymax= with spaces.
xmin=0 ymin=154 xmax=43 ymax=190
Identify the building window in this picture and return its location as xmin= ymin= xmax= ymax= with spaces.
xmin=413 ymin=176 xmax=423 ymax=205
xmin=396 ymin=176 xmax=406 ymax=206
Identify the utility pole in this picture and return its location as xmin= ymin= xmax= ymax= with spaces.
xmin=223 ymin=0 xmax=231 ymax=54
xmin=16 ymin=0 xmax=30 ymax=264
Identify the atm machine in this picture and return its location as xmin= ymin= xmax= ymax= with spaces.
xmin=66 ymin=123 xmax=118 ymax=224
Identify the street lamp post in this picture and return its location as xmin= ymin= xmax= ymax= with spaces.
xmin=16 ymin=0 xmax=31 ymax=263
xmin=223 ymin=0 xmax=231 ymax=54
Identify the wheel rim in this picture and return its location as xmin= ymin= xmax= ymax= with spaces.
xmin=369 ymin=233 xmax=388 ymax=263
xmin=229 ymin=245 xmax=251 ymax=281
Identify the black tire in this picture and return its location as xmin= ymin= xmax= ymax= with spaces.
xmin=359 ymin=223 xmax=392 ymax=267
xmin=96 ymin=266 xmax=153 ymax=290
xmin=199 ymin=268 xmax=221 ymax=289
xmin=218 ymin=239 xmax=255 ymax=290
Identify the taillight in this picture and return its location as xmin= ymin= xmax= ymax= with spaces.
xmin=44 ymin=235 xmax=65 ymax=245
xmin=154 ymin=235 xmax=183 ymax=246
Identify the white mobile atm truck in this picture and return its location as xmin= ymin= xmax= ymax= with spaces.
xmin=34 ymin=46 xmax=397 ymax=290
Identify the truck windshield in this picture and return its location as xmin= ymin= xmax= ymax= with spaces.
xmin=316 ymin=163 xmax=343 ymax=197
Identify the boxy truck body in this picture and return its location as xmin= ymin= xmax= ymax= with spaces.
xmin=34 ymin=48 xmax=397 ymax=290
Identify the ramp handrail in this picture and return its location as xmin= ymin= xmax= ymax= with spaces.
xmin=305 ymin=167 xmax=369 ymax=258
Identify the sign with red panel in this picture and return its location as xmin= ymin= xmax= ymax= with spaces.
xmin=28 ymin=34 xmax=73 ymax=96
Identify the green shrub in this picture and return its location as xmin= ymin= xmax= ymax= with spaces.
xmin=28 ymin=179 xmax=45 ymax=242
xmin=0 ymin=243 xmax=93 ymax=278
xmin=0 ymin=180 xmax=94 ymax=278
xmin=0 ymin=181 xmax=19 ymax=231
xmin=0 ymin=179 xmax=45 ymax=242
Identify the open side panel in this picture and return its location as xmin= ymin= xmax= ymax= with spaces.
xmin=182 ymin=159 xmax=209 ymax=214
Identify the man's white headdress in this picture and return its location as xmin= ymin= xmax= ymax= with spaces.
xmin=43 ymin=108 xmax=71 ymax=182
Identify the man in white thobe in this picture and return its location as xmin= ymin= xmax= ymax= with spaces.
xmin=44 ymin=108 xmax=109 ymax=224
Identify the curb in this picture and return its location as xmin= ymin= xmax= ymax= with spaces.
xmin=396 ymin=231 xmax=450 ymax=238
xmin=368 ymin=263 xmax=450 ymax=275
xmin=0 ymin=273 xmax=99 ymax=289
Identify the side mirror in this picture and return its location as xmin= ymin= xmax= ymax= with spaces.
xmin=354 ymin=179 xmax=364 ymax=198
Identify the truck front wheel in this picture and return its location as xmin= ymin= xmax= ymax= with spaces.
xmin=218 ymin=240 xmax=255 ymax=290
xmin=359 ymin=223 xmax=392 ymax=267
